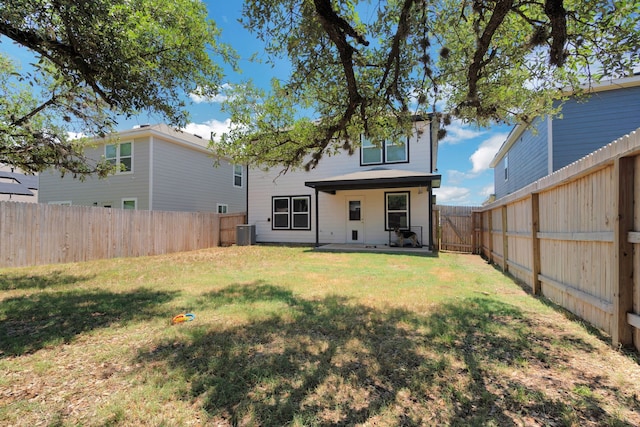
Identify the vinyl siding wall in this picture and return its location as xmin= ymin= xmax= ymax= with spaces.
xmin=248 ymin=121 xmax=433 ymax=245
xmin=552 ymin=85 xmax=640 ymax=171
xmin=39 ymin=136 xmax=151 ymax=208
xmin=494 ymin=117 xmax=548 ymax=199
xmin=151 ymin=137 xmax=245 ymax=213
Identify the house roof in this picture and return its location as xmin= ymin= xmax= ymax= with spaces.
xmin=304 ymin=168 xmax=441 ymax=194
xmin=0 ymin=170 xmax=38 ymax=196
xmin=490 ymin=74 xmax=640 ymax=168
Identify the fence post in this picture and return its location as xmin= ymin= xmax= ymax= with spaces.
xmin=501 ymin=205 xmax=508 ymax=272
xmin=487 ymin=209 xmax=494 ymax=264
xmin=531 ymin=193 xmax=541 ymax=295
xmin=613 ymin=156 xmax=634 ymax=347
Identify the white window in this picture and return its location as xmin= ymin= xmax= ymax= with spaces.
xmin=361 ymin=137 xmax=383 ymax=165
xmin=504 ymin=153 xmax=509 ymax=181
xmin=385 ymin=191 xmax=410 ymax=230
xmin=361 ymin=136 xmax=408 ymax=165
xmin=233 ymin=164 xmax=243 ymax=188
xmin=217 ymin=203 xmax=228 ymax=214
xmin=122 ymin=198 xmax=136 ymax=210
xmin=106 ymin=142 xmax=133 ymax=173
xmin=385 ymin=140 xmax=408 ymax=163
xmin=272 ymin=196 xmax=311 ymax=230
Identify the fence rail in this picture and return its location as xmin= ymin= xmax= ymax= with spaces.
xmin=0 ymin=202 xmax=245 ymax=268
xmin=475 ymin=128 xmax=640 ymax=352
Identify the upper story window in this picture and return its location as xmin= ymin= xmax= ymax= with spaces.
xmin=233 ymin=164 xmax=243 ymax=188
xmin=504 ymin=153 xmax=509 ymax=181
xmin=105 ymin=142 xmax=132 ymax=173
xmin=361 ymin=136 xmax=408 ymax=165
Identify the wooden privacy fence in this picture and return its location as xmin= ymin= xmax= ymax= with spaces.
xmin=0 ymin=202 xmax=246 ymax=268
xmin=475 ymin=128 xmax=640 ymax=352
xmin=434 ymin=205 xmax=481 ymax=253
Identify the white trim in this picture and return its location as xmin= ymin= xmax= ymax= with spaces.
xmin=233 ymin=164 xmax=244 ymax=188
xmin=121 ymin=197 xmax=137 ymax=210
xmin=105 ymin=141 xmax=134 ymax=174
xmin=547 ymin=115 xmax=553 ymax=174
xmin=216 ymin=203 xmax=228 ymax=214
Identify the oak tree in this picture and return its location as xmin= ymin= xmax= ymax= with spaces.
xmin=219 ymin=0 xmax=640 ymax=170
xmin=0 ymin=0 xmax=233 ymax=176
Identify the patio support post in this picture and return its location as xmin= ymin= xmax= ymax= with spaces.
xmin=314 ymin=188 xmax=320 ymax=247
xmin=428 ymin=186 xmax=434 ymax=250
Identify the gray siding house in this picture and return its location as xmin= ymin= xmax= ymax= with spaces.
xmin=0 ymin=164 xmax=38 ymax=202
xmin=39 ymin=124 xmax=246 ymax=213
xmin=491 ymin=74 xmax=640 ymax=200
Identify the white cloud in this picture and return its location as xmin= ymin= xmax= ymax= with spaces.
xmin=440 ymin=120 xmax=485 ymax=145
xmin=67 ymin=132 xmax=87 ymax=140
xmin=480 ymin=184 xmax=495 ymax=198
xmin=182 ymin=118 xmax=232 ymax=141
xmin=469 ymin=132 xmax=509 ymax=174
xmin=189 ymin=83 xmax=232 ymax=104
xmin=433 ymin=186 xmax=472 ymax=204
xmin=445 ymin=169 xmax=475 ymax=185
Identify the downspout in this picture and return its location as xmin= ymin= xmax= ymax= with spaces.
xmin=314 ymin=188 xmax=319 ymax=247
xmin=245 ymin=165 xmax=249 ymax=223
xmin=149 ymin=135 xmax=154 ymax=210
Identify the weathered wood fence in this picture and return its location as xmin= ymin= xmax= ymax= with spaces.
xmin=434 ymin=205 xmax=481 ymax=253
xmin=475 ymin=129 xmax=640 ymax=352
xmin=0 ymin=202 xmax=246 ymax=268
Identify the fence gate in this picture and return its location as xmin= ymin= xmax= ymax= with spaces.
xmin=435 ymin=205 xmax=480 ymax=253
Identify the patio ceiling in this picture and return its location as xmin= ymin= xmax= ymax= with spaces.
xmin=304 ymin=168 xmax=441 ymax=194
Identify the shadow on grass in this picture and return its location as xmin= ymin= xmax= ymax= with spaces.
xmin=137 ymin=282 xmax=634 ymax=426
xmin=0 ymin=271 xmax=94 ymax=291
xmin=1 ymin=287 xmax=177 ymax=357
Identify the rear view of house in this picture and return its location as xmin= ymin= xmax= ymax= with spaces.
xmin=39 ymin=124 xmax=246 ymax=213
xmin=247 ymin=117 xmax=441 ymax=249
xmin=490 ymin=74 xmax=640 ymax=200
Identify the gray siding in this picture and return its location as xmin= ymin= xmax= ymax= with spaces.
xmin=494 ymin=117 xmax=548 ymax=199
xmin=151 ymin=138 xmax=246 ymax=213
xmin=39 ymin=137 xmax=151 ymax=208
xmin=552 ymin=85 xmax=640 ymax=171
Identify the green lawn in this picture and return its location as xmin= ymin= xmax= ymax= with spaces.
xmin=1 ymin=246 xmax=639 ymax=426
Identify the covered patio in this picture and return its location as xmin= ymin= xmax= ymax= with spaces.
xmin=305 ymin=168 xmax=441 ymax=250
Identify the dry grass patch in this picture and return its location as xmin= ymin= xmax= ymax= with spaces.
xmin=1 ymin=246 xmax=639 ymax=426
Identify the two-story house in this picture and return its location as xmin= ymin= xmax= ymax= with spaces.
xmin=247 ymin=117 xmax=441 ymax=249
xmin=490 ymin=74 xmax=640 ymax=200
xmin=39 ymin=124 xmax=246 ymax=213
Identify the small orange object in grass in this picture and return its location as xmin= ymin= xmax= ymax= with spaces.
xmin=171 ymin=313 xmax=195 ymax=324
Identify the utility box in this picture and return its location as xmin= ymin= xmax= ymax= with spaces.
xmin=236 ymin=224 xmax=256 ymax=246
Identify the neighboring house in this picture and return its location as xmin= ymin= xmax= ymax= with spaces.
xmin=490 ymin=74 xmax=640 ymax=200
xmin=0 ymin=164 xmax=38 ymax=202
xmin=247 ymin=117 xmax=441 ymax=249
xmin=39 ymin=124 xmax=246 ymax=213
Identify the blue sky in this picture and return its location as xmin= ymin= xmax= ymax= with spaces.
xmin=2 ymin=1 xmax=513 ymax=206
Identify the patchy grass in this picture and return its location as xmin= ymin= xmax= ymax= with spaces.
xmin=1 ymin=246 xmax=639 ymax=426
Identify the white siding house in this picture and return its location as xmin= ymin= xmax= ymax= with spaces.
xmin=39 ymin=124 xmax=246 ymax=213
xmin=247 ymin=118 xmax=441 ymax=249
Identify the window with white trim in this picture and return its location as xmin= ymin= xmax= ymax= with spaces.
xmin=122 ymin=198 xmax=136 ymax=210
xmin=385 ymin=191 xmax=410 ymax=230
xmin=504 ymin=153 xmax=509 ymax=181
xmin=217 ymin=203 xmax=228 ymax=214
xmin=233 ymin=164 xmax=243 ymax=188
xmin=361 ymin=136 xmax=408 ymax=165
xmin=272 ymin=196 xmax=311 ymax=230
xmin=106 ymin=142 xmax=133 ymax=173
